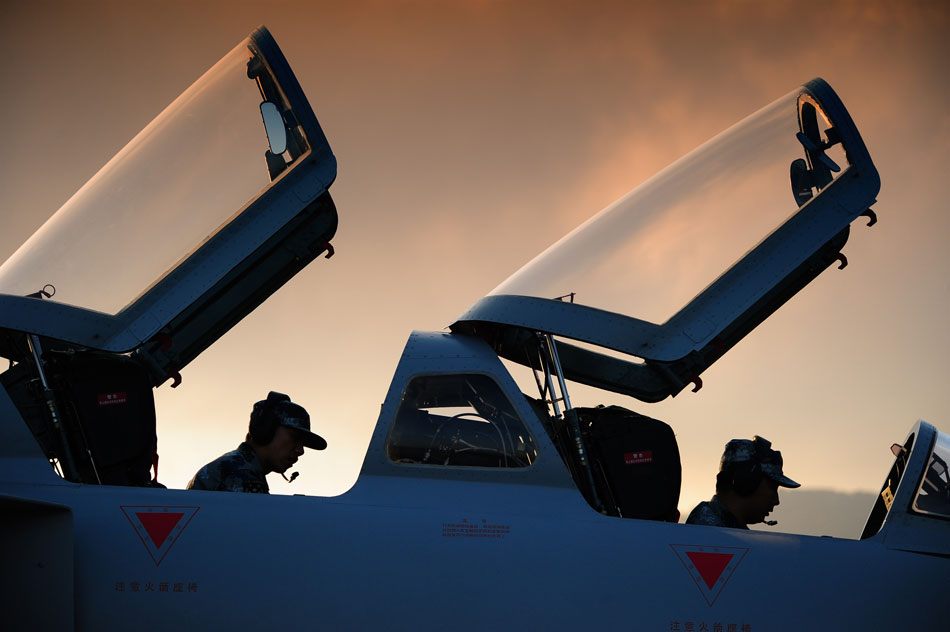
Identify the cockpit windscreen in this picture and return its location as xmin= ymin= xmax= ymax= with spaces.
xmin=914 ymin=431 xmax=950 ymax=518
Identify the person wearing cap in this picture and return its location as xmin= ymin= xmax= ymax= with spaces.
xmin=187 ymin=391 xmax=327 ymax=493
xmin=685 ymin=436 xmax=799 ymax=529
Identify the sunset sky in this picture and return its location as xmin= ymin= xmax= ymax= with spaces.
xmin=1 ymin=1 xmax=947 ymax=534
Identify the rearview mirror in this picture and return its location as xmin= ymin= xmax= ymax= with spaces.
xmin=260 ymin=101 xmax=287 ymax=155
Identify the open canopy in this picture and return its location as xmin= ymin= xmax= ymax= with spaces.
xmin=0 ymin=27 xmax=337 ymax=384
xmin=453 ymin=79 xmax=879 ymax=402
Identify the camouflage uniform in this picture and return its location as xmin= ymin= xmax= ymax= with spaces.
xmin=685 ymin=495 xmax=747 ymax=529
xmin=186 ymin=442 xmax=269 ymax=493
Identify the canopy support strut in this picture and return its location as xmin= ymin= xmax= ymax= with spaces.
xmin=540 ymin=334 xmax=603 ymax=513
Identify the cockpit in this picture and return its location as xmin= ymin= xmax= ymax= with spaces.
xmin=860 ymin=423 xmax=950 ymax=551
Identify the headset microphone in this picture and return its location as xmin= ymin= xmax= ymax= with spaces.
xmin=764 ymin=520 xmax=778 ymax=526
xmin=282 ymin=471 xmax=299 ymax=483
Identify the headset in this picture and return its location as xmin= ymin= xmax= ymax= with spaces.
xmin=731 ymin=460 xmax=763 ymax=496
xmin=248 ymin=391 xmax=291 ymax=446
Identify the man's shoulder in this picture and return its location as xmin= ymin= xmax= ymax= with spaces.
xmin=187 ymin=445 xmax=268 ymax=493
xmin=685 ymin=496 xmax=746 ymax=529
xmin=215 ymin=447 xmax=252 ymax=468
xmin=685 ymin=501 xmax=721 ymax=526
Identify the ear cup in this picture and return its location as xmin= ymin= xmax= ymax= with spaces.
xmin=732 ymin=461 xmax=762 ymax=496
xmin=731 ymin=436 xmax=769 ymax=496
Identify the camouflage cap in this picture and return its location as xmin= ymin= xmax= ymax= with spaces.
xmin=272 ymin=400 xmax=327 ymax=451
xmin=254 ymin=392 xmax=327 ymax=451
xmin=719 ymin=435 xmax=799 ymax=488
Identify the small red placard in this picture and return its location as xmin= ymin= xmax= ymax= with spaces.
xmin=624 ymin=450 xmax=653 ymax=465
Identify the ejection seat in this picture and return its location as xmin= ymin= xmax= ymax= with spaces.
xmin=2 ymin=347 xmax=159 ymax=486
xmin=531 ymin=401 xmax=682 ymax=521
xmin=579 ymin=406 xmax=682 ymax=522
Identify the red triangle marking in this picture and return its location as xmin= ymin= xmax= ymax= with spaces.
xmin=685 ymin=552 xmax=734 ymax=589
xmin=137 ymin=512 xmax=184 ymax=549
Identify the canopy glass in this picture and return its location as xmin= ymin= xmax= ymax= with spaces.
xmin=491 ymin=88 xmax=848 ymax=325
xmin=0 ymin=37 xmax=308 ymax=315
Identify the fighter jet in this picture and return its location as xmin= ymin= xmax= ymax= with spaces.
xmin=0 ymin=27 xmax=945 ymax=630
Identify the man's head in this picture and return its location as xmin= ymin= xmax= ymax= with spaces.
xmin=715 ymin=436 xmax=799 ymax=525
xmin=247 ymin=391 xmax=327 ymax=474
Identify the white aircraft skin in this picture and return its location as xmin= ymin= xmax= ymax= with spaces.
xmin=2 ymin=347 xmax=946 ymax=630
xmin=1 ymin=28 xmax=946 ymax=631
